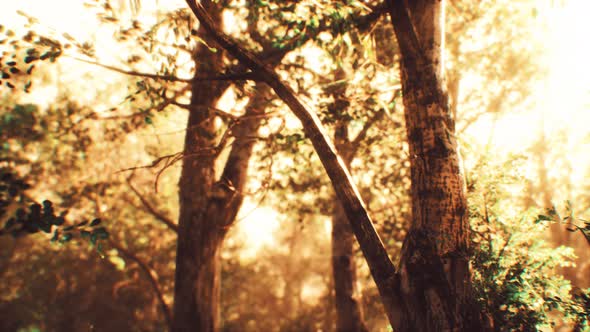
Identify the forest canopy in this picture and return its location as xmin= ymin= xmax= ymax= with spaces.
xmin=0 ymin=0 xmax=589 ymax=331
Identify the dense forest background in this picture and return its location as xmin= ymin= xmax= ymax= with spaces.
xmin=1 ymin=0 xmax=589 ymax=331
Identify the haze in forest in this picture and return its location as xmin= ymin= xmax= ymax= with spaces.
xmin=1 ymin=0 xmax=589 ymax=331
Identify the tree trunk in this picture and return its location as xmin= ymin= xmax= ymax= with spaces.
xmin=172 ymin=79 xmax=271 ymax=331
xmin=332 ymin=199 xmax=367 ymax=332
xmin=172 ymin=42 xmax=225 ymax=331
xmin=172 ymin=2 xmax=229 ymax=331
xmin=387 ymin=0 xmax=487 ymax=330
xmin=173 ymin=3 xmax=297 ymax=329
xmin=330 ymin=69 xmax=367 ymax=332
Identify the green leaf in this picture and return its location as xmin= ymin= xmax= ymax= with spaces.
xmin=60 ymin=232 xmax=73 ymax=243
xmin=52 ymin=216 xmax=65 ymax=226
xmin=93 ymin=227 xmax=109 ymax=239
xmin=51 ymin=229 xmax=59 ymax=242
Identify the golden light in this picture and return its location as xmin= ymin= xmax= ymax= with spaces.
xmin=462 ymin=0 xmax=590 ymax=195
xmin=233 ymin=201 xmax=280 ymax=260
xmin=2 ymin=0 xmax=589 ymax=281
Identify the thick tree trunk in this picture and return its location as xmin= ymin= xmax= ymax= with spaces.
xmin=172 ymin=48 xmax=271 ymax=330
xmin=173 ymin=3 xmax=295 ymax=329
xmin=172 ymin=82 xmax=271 ymax=331
xmin=387 ymin=0 xmax=487 ymax=330
xmin=173 ymin=87 xmax=271 ymax=332
xmin=172 ymin=2 xmax=228 ymax=331
xmin=172 ymin=58 xmax=225 ymax=331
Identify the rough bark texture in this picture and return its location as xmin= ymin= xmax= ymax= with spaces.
xmin=387 ymin=0 xmax=487 ymax=330
xmin=172 ymin=7 xmax=226 ymax=327
xmin=173 ymin=2 xmax=310 ymax=329
xmin=172 ymin=2 xmax=250 ymax=331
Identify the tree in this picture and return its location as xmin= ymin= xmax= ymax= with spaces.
xmin=186 ymin=0 xmax=488 ymax=330
xmin=2 ymin=1 xmax=389 ymax=330
xmin=172 ymin=1 xmax=385 ymax=330
xmin=385 ymin=0 xmax=487 ymax=329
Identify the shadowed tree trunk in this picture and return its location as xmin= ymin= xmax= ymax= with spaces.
xmin=173 ymin=72 xmax=271 ymax=332
xmin=171 ymin=2 xmax=258 ymax=331
xmin=172 ymin=5 xmax=226 ymax=326
xmin=332 ymin=176 xmax=368 ymax=332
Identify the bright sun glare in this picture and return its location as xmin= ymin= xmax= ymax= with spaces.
xmin=463 ymin=0 xmax=590 ymax=188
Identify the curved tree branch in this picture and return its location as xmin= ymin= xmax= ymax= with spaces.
xmin=126 ymin=174 xmax=178 ymax=233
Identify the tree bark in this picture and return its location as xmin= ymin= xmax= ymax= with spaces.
xmin=387 ymin=0 xmax=488 ymax=330
xmin=172 ymin=2 xmax=229 ymax=331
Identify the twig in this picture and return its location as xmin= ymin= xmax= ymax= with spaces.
xmin=70 ymin=56 xmax=261 ymax=83
xmin=70 ymin=56 xmax=192 ymax=82
xmin=126 ymin=173 xmax=178 ymax=233
xmin=109 ymin=240 xmax=173 ymax=330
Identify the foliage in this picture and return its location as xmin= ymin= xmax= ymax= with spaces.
xmin=0 ymin=237 xmax=164 ymax=332
xmin=468 ymin=155 xmax=590 ymax=331
xmin=536 ymin=201 xmax=590 ymax=246
xmin=0 ymin=100 xmax=110 ymax=250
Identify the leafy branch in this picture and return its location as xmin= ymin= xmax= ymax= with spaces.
xmin=535 ymin=202 xmax=590 ymax=246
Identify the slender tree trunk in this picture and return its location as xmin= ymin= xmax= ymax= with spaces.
xmin=330 ymin=69 xmax=367 ymax=332
xmin=387 ymin=1 xmax=487 ymax=330
xmin=332 ymin=200 xmax=367 ymax=332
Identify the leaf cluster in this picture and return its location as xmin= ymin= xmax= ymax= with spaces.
xmin=1 ymin=197 xmax=109 ymax=251
xmin=468 ymin=155 xmax=590 ymax=331
xmin=536 ymin=202 xmax=590 ymax=246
